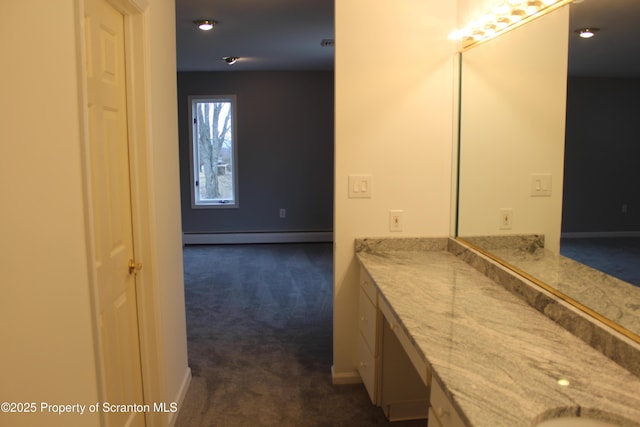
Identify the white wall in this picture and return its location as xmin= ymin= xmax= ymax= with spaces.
xmin=457 ymin=6 xmax=569 ymax=253
xmin=0 ymin=1 xmax=188 ymax=426
xmin=0 ymin=2 xmax=100 ymax=426
xmin=333 ymin=0 xmax=457 ymax=381
xmin=145 ymin=0 xmax=192 ymax=419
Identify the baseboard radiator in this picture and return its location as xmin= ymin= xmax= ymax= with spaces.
xmin=561 ymin=231 xmax=640 ymax=238
xmin=183 ymin=231 xmax=333 ymax=245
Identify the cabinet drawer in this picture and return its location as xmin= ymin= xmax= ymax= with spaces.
xmin=358 ymin=337 xmax=377 ymax=403
xmin=430 ymin=379 xmax=465 ymax=427
xmin=360 ymin=266 xmax=377 ymax=304
xmin=378 ymin=296 xmax=429 ymax=385
xmin=359 ymin=287 xmax=378 ymax=354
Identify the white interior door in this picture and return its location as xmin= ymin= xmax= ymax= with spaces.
xmin=84 ymin=0 xmax=145 ymax=425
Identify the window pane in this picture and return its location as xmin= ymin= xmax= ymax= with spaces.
xmin=192 ymin=97 xmax=237 ymax=207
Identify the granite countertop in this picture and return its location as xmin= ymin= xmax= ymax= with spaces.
xmin=355 ymin=239 xmax=640 ymax=427
xmin=484 ymin=246 xmax=640 ymax=337
xmin=459 ymin=234 xmax=640 ymax=339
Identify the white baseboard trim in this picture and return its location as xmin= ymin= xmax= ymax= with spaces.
xmin=168 ymin=367 xmax=192 ymax=427
xmin=183 ymin=231 xmax=333 ymax=245
xmin=331 ymin=366 xmax=362 ymax=385
xmin=561 ymin=231 xmax=640 ymax=238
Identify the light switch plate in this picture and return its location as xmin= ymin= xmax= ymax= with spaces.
xmin=348 ymin=175 xmax=372 ymax=198
xmin=531 ymin=173 xmax=552 ymax=197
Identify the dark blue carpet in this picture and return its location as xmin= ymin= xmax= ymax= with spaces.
xmin=176 ymin=243 xmax=425 ymax=427
xmin=560 ymin=237 xmax=640 ymax=287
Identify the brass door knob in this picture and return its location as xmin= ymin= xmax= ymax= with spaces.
xmin=128 ymin=259 xmax=143 ymax=275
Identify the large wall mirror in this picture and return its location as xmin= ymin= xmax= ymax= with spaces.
xmin=457 ymin=0 xmax=640 ymax=343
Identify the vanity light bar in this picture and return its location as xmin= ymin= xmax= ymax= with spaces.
xmin=449 ymin=0 xmax=574 ymax=50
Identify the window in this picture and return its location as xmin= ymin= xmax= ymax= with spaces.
xmin=189 ymin=95 xmax=238 ymax=208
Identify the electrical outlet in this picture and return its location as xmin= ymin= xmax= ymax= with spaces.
xmin=499 ymin=208 xmax=513 ymax=230
xmin=279 ymin=208 xmax=286 ymax=218
xmin=389 ymin=210 xmax=403 ymax=232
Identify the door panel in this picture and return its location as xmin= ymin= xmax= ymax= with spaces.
xmin=84 ymin=0 xmax=145 ymax=425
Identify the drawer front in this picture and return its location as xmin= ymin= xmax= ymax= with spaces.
xmin=359 ymin=287 xmax=378 ymax=354
xmin=430 ymin=379 xmax=465 ymax=427
xmin=378 ymin=296 xmax=429 ymax=385
xmin=360 ymin=266 xmax=377 ymax=304
xmin=357 ymin=337 xmax=377 ymax=403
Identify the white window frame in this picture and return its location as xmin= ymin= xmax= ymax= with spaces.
xmin=188 ymin=95 xmax=239 ymax=209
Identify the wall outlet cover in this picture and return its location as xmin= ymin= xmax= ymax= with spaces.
xmin=389 ymin=210 xmax=403 ymax=232
xmin=499 ymin=208 xmax=513 ymax=230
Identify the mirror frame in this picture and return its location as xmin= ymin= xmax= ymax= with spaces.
xmin=457 ymin=237 xmax=640 ymax=344
xmin=453 ymin=1 xmax=640 ymax=346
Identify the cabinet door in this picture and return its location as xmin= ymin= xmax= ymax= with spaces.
xmin=359 ymin=287 xmax=378 ymax=355
xmin=357 ymin=336 xmax=377 ymax=403
xmin=358 ymin=273 xmax=380 ymax=404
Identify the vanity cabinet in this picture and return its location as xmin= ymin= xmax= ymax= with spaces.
xmin=357 ymin=266 xmax=381 ymax=404
xmin=428 ymin=378 xmax=465 ymax=427
xmin=358 ymin=267 xmax=430 ymax=421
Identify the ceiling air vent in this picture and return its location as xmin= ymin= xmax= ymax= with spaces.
xmin=320 ymin=39 xmax=334 ymax=47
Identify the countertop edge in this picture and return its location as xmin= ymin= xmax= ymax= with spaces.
xmin=355 ymin=237 xmax=640 ymax=427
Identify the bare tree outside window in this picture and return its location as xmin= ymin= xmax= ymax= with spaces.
xmin=190 ymin=96 xmax=238 ymax=207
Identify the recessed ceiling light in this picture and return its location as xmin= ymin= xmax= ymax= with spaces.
xmin=575 ymin=28 xmax=599 ymax=38
xmin=222 ymin=56 xmax=239 ymax=65
xmin=194 ymin=20 xmax=215 ymax=31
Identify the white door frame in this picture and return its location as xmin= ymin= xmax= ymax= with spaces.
xmin=74 ymin=0 xmax=167 ymax=425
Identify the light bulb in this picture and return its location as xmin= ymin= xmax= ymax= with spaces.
xmin=576 ymin=28 xmax=599 ymax=38
xmin=526 ymin=1 xmax=543 ymax=15
xmin=448 ymin=30 xmax=463 ymax=40
xmin=484 ymin=23 xmax=497 ymax=36
xmin=194 ymin=20 xmax=215 ymax=31
xmin=510 ymin=9 xmax=526 ymax=22
xmin=496 ymin=16 xmax=511 ymax=29
xmin=493 ymin=4 xmax=510 ymax=15
xmin=472 ymin=29 xmax=485 ymax=40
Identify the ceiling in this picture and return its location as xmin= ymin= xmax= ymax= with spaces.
xmin=175 ymin=0 xmax=334 ymax=72
xmin=568 ymin=0 xmax=640 ymax=77
xmin=175 ymin=0 xmax=639 ymax=77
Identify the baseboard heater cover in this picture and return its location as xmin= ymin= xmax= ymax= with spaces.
xmin=183 ymin=231 xmax=333 ymax=245
xmin=561 ymin=231 xmax=640 ymax=238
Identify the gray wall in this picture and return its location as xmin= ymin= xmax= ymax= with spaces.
xmin=178 ymin=71 xmax=334 ymax=235
xmin=562 ymin=77 xmax=640 ymax=233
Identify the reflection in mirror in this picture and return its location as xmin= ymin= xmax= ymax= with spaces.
xmin=561 ymin=0 xmax=640 ymax=285
xmin=457 ymin=0 xmax=640 ymax=342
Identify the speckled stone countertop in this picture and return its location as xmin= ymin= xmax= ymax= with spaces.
xmin=460 ymin=235 xmax=640 ymax=340
xmin=355 ymin=238 xmax=640 ymax=427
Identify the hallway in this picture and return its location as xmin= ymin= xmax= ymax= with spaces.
xmin=175 ymin=243 xmax=424 ymax=426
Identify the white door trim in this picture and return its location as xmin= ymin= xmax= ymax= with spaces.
xmin=74 ymin=0 xmax=167 ymax=425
